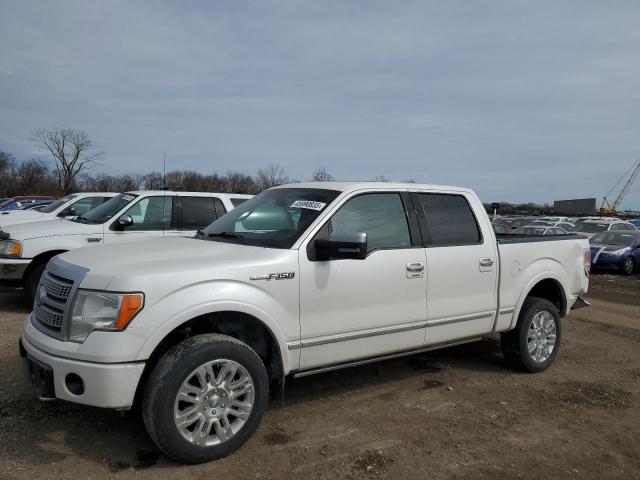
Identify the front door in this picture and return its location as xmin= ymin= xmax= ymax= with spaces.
xmin=103 ymin=195 xmax=175 ymax=244
xmin=298 ymin=192 xmax=427 ymax=370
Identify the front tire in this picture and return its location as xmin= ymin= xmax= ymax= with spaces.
xmin=142 ymin=334 xmax=269 ymax=464
xmin=501 ymin=297 xmax=561 ymax=373
xmin=622 ymin=257 xmax=635 ymax=276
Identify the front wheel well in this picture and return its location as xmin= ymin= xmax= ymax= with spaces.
xmin=526 ymin=278 xmax=567 ymax=317
xmin=23 ymin=250 xmax=67 ymax=280
xmin=134 ymin=311 xmax=284 ymax=406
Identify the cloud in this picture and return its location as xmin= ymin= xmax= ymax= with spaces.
xmin=1 ymin=0 xmax=640 ymax=208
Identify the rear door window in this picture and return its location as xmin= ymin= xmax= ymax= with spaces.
xmin=181 ymin=197 xmax=217 ymax=230
xmin=418 ymin=194 xmax=482 ymax=246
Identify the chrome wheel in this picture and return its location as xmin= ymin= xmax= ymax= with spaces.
xmin=527 ymin=311 xmax=557 ymax=363
xmin=173 ymin=359 xmax=255 ymax=446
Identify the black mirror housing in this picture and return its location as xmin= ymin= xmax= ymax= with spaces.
xmin=315 ymin=232 xmax=367 ymax=260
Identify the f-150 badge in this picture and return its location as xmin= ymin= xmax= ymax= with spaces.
xmin=250 ymin=272 xmax=295 ymax=281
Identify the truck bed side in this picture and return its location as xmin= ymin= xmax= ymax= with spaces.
xmin=495 ymin=234 xmax=589 ymax=332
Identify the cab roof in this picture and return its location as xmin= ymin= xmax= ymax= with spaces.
xmin=273 ymin=181 xmax=472 ymax=194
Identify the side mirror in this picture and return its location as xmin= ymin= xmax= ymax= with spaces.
xmin=58 ymin=207 xmax=76 ymax=218
xmin=315 ymin=232 xmax=367 ymax=260
xmin=117 ymin=214 xmax=134 ymax=228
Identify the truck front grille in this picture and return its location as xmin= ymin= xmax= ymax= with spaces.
xmin=33 ymin=271 xmax=74 ymax=334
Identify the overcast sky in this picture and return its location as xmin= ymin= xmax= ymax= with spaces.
xmin=1 ymin=1 xmax=639 ymax=208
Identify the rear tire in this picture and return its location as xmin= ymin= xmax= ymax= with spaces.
xmin=501 ymin=297 xmax=561 ymax=373
xmin=24 ymin=262 xmax=46 ymax=305
xmin=142 ymin=334 xmax=269 ymax=464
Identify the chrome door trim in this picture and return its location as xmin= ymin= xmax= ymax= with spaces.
xmin=287 ymin=320 xmax=427 ymax=350
xmin=426 ymin=311 xmax=494 ymax=328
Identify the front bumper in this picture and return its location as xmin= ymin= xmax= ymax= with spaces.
xmin=0 ymin=258 xmax=31 ymax=282
xmin=19 ymin=336 xmax=145 ymax=409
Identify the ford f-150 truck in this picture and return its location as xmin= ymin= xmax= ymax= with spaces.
xmin=0 ymin=192 xmax=117 ymax=230
xmin=1 ymin=191 xmax=251 ymax=301
xmin=18 ymin=182 xmax=590 ymax=463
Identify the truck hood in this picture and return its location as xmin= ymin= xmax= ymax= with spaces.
xmin=0 ymin=211 xmax=50 ymax=228
xmin=1 ymin=218 xmax=98 ymax=240
xmin=58 ymin=237 xmax=289 ymax=290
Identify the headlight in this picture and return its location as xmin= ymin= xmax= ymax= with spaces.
xmin=69 ymin=290 xmax=144 ymax=342
xmin=0 ymin=240 xmax=22 ymax=258
xmin=602 ymin=248 xmax=629 ymax=257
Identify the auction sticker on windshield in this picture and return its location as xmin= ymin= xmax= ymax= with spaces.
xmin=290 ymin=200 xmax=326 ymax=211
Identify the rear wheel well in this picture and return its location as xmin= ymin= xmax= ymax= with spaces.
xmin=134 ymin=311 xmax=284 ymax=406
xmin=526 ymin=278 xmax=566 ymax=317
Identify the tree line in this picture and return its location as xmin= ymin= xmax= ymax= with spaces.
xmin=1 ymin=129 xmax=344 ymax=197
xmin=2 ymin=128 xmax=555 ymax=214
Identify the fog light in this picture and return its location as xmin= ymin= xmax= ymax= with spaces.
xmin=65 ymin=373 xmax=84 ymax=396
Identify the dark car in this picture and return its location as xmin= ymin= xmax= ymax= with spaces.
xmin=589 ymin=231 xmax=640 ymax=275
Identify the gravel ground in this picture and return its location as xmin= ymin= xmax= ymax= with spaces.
xmin=0 ymin=274 xmax=639 ymax=480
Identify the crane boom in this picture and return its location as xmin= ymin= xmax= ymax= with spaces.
xmin=601 ymin=158 xmax=640 ymax=214
xmin=610 ymin=158 xmax=640 ymax=211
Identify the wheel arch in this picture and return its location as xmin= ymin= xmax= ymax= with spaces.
xmin=133 ymin=309 xmax=286 ymax=407
xmin=23 ymin=250 xmax=67 ymax=280
xmin=510 ymin=274 xmax=568 ymax=330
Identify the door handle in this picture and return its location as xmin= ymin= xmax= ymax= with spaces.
xmin=479 ymin=258 xmax=494 ymax=267
xmin=406 ymin=262 xmax=425 ymax=272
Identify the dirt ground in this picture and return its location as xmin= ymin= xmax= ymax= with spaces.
xmin=1 ymin=274 xmax=639 ymax=480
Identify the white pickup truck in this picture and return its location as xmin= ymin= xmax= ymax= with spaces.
xmin=0 ymin=192 xmax=117 ymax=230
xmin=1 ymin=190 xmax=251 ymax=300
xmin=18 ymin=182 xmax=590 ymax=463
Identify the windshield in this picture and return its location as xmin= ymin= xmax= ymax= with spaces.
xmin=573 ymin=223 xmax=609 ymax=233
xmin=40 ymin=195 xmax=76 ymax=213
xmin=201 ymin=188 xmax=340 ymax=248
xmin=75 ymin=193 xmax=137 ymax=224
xmin=515 ymin=227 xmax=545 ymax=235
xmin=590 ymin=232 xmax=637 ymax=246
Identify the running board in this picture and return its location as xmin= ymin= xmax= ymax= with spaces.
xmin=292 ymin=337 xmax=482 ymax=378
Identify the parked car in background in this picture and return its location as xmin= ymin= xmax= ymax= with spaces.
xmin=512 ymin=225 xmax=568 ymax=236
xmin=572 ymin=219 xmax=637 ymax=239
xmin=0 ymin=191 xmax=252 ymax=301
xmin=492 ymin=217 xmax=536 ymax=230
xmin=0 ymin=193 xmax=117 ymax=230
xmin=538 ymin=216 xmax=573 ymax=224
xmin=629 ymin=219 xmax=640 ymax=229
xmin=0 ymin=196 xmax=55 ymax=211
xmin=589 ymin=231 xmax=640 ymax=275
xmin=529 ymin=220 xmax=575 ymax=231
xmin=18 ymin=200 xmax=53 ymax=210
xmin=17 ymin=181 xmax=590 ymax=463
xmin=493 ymin=223 xmax=510 ymax=234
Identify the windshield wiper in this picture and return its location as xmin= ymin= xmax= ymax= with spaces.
xmin=206 ymin=232 xmax=250 ymax=244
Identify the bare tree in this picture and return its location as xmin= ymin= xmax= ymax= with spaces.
xmin=256 ymin=164 xmax=289 ymax=191
xmin=374 ymin=175 xmax=390 ymax=182
xmin=310 ymin=167 xmax=334 ymax=182
xmin=32 ymin=128 xmax=103 ymax=195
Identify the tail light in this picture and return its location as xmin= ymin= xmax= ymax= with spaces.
xmin=583 ymin=248 xmax=591 ymax=276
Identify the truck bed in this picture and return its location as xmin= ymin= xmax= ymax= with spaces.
xmin=496 ymin=233 xmax=587 ymax=244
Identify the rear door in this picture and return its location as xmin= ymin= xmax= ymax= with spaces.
xmin=415 ymin=192 xmax=498 ymax=345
